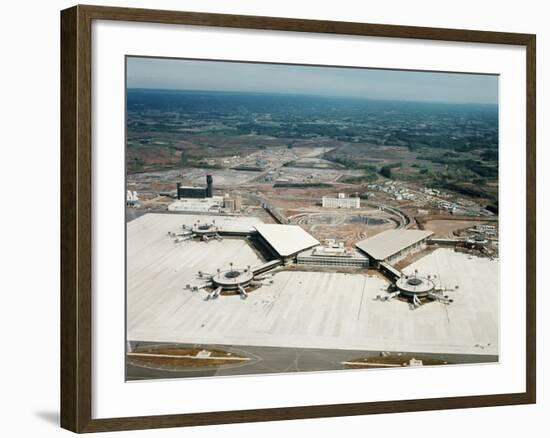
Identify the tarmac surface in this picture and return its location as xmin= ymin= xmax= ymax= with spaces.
xmin=126 ymin=342 xmax=498 ymax=380
xmin=127 ymin=213 xmax=499 ymax=362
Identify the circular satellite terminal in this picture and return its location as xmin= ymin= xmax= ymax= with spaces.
xmin=212 ymin=268 xmax=254 ymax=290
xmin=224 ymin=270 xmax=241 ymax=279
xmin=396 ymin=275 xmax=435 ymax=297
xmin=193 ymin=223 xmax=218 ymax=234
xmin=407 ymin=277 xmax=423 ymax=286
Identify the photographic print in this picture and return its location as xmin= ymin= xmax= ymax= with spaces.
xmin=125 ymin=56 xmax=499 ymax=381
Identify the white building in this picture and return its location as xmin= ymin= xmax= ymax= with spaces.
xmin=126 ymin=190 xmax=139 ymax=207
xmin=322 ymin=193 xmax=360 ymax=209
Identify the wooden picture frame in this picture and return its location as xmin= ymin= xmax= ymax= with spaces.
xmin=60 ymin=4 xmax=536 ymax=433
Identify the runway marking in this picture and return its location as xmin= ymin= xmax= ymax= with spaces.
xmin=357 ymin=278 xmax=368 ymax=320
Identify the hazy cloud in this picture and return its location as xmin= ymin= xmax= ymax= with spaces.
xmin=127 ymin=57 xmax=498 ymax=105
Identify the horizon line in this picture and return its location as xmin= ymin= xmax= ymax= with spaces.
xmin=126 ymin=87 xmax=499 ymax=106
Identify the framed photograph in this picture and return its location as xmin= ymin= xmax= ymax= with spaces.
xmin=60 ymin=4 xmax=536 ymax=433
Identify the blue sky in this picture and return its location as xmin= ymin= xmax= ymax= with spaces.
xmin=127 ymin=56 xmax=498 ymax=105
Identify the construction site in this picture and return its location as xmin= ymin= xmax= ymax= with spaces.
xmin=126 ymin=173 xmax=499 ymax=379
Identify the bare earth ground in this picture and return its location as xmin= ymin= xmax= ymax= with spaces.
xmin=344 ymin=354 xmax=448 ymax=369
xmin=419 ymin=219 xmax=488 ymax=238
xmin=126 ymin=345 xmax=248 ymax=370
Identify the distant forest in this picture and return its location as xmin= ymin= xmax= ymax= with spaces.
xmin=126 ymin=89 xmax=499 ymax=206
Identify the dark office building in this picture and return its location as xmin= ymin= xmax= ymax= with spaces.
xmin=206 ymin=174 xmax=213 ymax=197
xmin=176 ymin=175 xmax=213 ymax=199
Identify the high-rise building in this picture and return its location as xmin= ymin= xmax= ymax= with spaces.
xmin=206 ymin=174 xmax=213 ymax=197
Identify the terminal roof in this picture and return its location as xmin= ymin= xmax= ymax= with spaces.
xmin=254 ymin=224 xmax=319 ymax=257
xmin=355 ymin=229 xmax=433 ymax=261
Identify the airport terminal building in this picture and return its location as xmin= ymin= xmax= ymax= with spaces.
xmin=253 ymin=224 xmax=320 ymax=264
xmin=355 ymin=229 xmax=433 ymax=267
